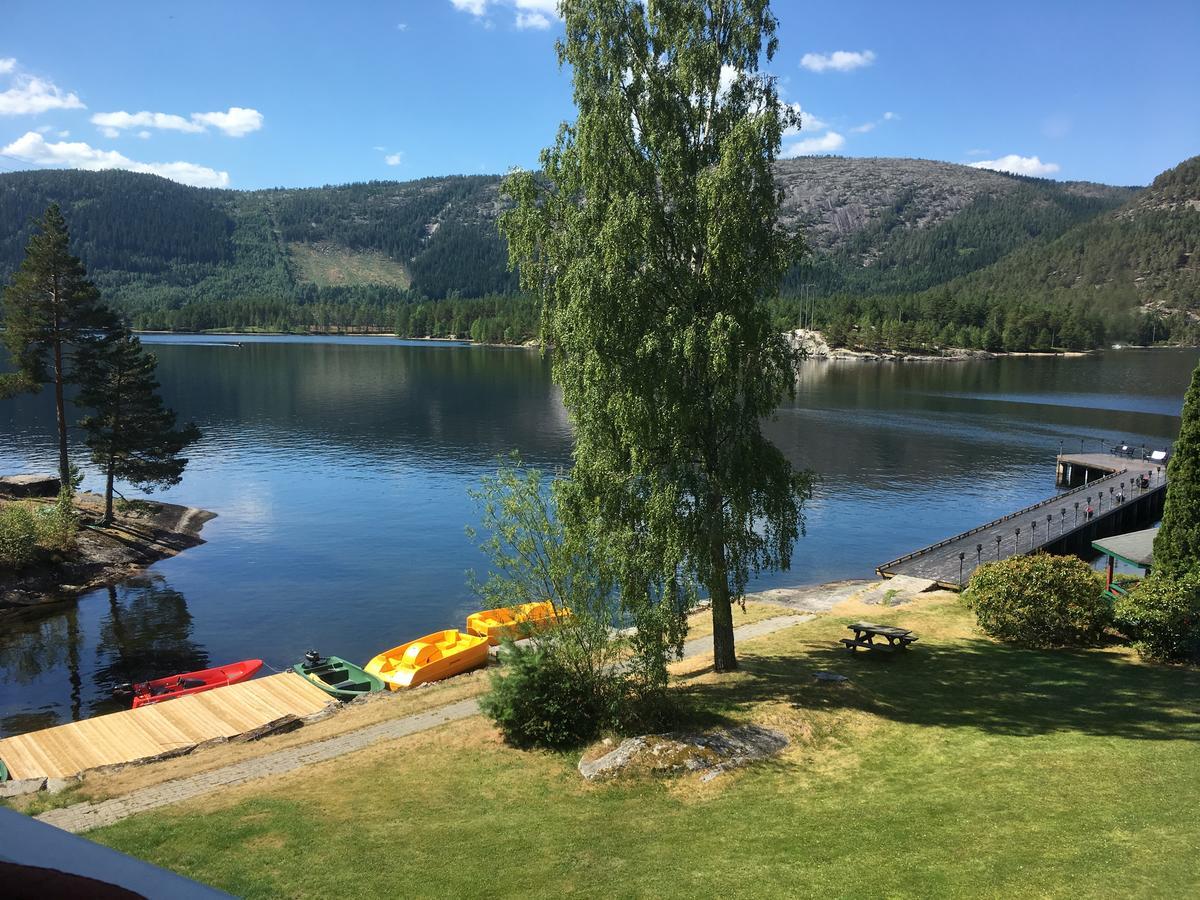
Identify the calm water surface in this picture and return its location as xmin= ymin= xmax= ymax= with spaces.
xmin=0 ymin=336 xmax=1193 ymax=736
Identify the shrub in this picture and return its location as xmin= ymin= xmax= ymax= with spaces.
xmin=34 ymin=489 xmax=78 ymax=553
xmin=480 ymin=643 xmax=611 ymax=750
xmin=0 ymin=502 xmax=39 ymax=570
xmin=1114 ymin=571 xmax=1200 ymax=663
xmin=964 ymin=553 xmax=1110 ymax=647
xmin=470 ymin=458 xmax=686 ymax=750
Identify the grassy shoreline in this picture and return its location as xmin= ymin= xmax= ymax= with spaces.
xmin=84 ymin=591 xmax=1200 ymax=898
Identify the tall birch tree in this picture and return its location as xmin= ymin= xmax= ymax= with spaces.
xmin=501 ymin=0 xmax=812 ymax=671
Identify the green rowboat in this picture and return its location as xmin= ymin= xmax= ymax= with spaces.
xmin=0 ymin=758 xmax=7 ymax=782
xmin=294 ymin=652 xmax=385 ymax=699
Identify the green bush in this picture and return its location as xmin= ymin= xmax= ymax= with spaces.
xmin=0 ymin=502 xmax=40 ymax=570
xmin=1114 ymin=571 xmax=1200 ymax=662
xmin=34 ymin=489 xmax=78 ymax=553
xmin=480 ymin=642 xmax=611 ymax=750
xmin=964 ymin=553 xmax=1110 ymax=647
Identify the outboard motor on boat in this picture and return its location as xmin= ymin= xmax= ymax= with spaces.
xmin=303 ymin=649 xmax=324 ymax=669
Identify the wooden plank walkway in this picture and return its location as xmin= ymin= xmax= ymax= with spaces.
xmin=878 ymin=454 xmax=1167 ymax=589
xmin=0 ymin=673 xmax=333 ymax=781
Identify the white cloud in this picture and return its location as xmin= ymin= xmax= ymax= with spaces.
xmin=385 ymin=152 xmax=403 ymax=166
xmin=91 ymin=110 xmax=205 ymax=134
xmin=449 ymin=0 xmax=560 ymax=29
xmin=781 ymin=131 xmax=846 ymax=157
xmin=1 ymin=131 xmax=231 ymax=188
xmin=783 ymin=103 xmax=828 ymax=136
xmin=968 ymin=154 xmax=1060 ymax=177
xmin=137 ymin=130 xmax=151 ymax=139
xmin=92 ymin=106 xmax=263 ymax=138
xmin=516 ymin=12 xmax=551 ymax=29
xmin=189 ymin=107 xmax=263 ymax=137
xmin=0 ymin=74 xmax=85 ymax=115
xmin=849 ymin=111 xmax=899 ymax=134
xmin=396 ymin=23 xmax=408 ymax=31
xmin=0 ymin=58 xmax=16 ymax=75
xmin=800 ymin=50 xmax=875 ymax=73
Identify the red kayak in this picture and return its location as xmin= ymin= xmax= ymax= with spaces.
xmin=129 ymin=659 xmax=264 ymax=708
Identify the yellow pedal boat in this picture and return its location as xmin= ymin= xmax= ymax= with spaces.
xmin=465 ymin=600 xmax=569 ymax=645
xmin=364 ymin=629 xmax=489 ymax=690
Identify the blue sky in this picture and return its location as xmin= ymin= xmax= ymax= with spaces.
xmin=1 ymin=0 xmax=1196 ymax=190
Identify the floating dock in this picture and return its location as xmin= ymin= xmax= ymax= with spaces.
xmin=0 ymin=673 xmax=333 ymax=781
xmin=877 ymin=453 xmax=1168 ymax=589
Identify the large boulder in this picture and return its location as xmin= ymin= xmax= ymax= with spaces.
xmin=0 ymin=474 xmax=61 ymax=498
xmin=578 ymin=725 xmax=788 ymax=783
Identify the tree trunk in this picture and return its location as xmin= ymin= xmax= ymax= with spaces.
xmin=53 ymin=337 xmax=70 ymax=489
xmin=709 ymin=524 xmax=737 ymax=672
xmin=104 ymin=459 xmax=115 ymax=525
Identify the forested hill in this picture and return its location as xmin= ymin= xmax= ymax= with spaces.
xmin=922 ymin=155 xmax=1200 ymax=316
xmin=0 ymin=158 xmax=1137 ymax=328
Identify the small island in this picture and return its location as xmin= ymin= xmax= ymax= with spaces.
xmin=0 ymin=480 xmax=213 ymax=613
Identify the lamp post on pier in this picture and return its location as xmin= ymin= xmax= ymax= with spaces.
xmin=1015 ymin=527 xmax=1021 ymax=553
xmin=1060 ymin=509 xmax=1066 ymax=535
xmin=958 ymin=552 xmax=966 ymax=587
xmin=1032 ymin=520 xmax=1038 ymax=549
xmin=976 ymin=543 xmax=983 ymax=572
xmin=1074 ymin=501 xmax=1079 ymax=526
xmin=995 ymin=534 xmax=1002 ymax=560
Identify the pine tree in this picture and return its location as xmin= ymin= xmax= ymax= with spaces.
xmin=74 ymin=328 xmax=201 ymax=525
xmin=1 ymin=204 xmax=109 ymax=487
xmin=1154 ymin=358 xmax=1200 ymax=577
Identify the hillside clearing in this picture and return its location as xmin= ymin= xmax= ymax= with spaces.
xmin=288 ymin=241 xmax=411 ymax=289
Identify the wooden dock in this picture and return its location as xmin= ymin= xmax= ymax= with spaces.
xmin=0 ymin=673 xmax=333 ymax=781
xmin=877 ymin=453 xmax=1168 ymax=589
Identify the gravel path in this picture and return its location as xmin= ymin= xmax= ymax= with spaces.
xmin=38 ymin=612 xmax=816 ymax=834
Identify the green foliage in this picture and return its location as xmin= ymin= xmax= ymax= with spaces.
xmin=479 ymin=643 xmax=610 ymax=750
xmin=34 ymin=489 xmax=77 ymax=553
xmin=469 ymin=459 xmax=677 ymax=748
xmin=1114 ymin=571 xmax=1200 ymax=662
xmin=964 ymin=554 xmax=1110 ymax=647
xmin=0 ymin=502 xmax=39 ymax=570
xmin=501 ymin=0 xmax=811 ymax=672
xmin=1154 ymin=358 xmax=1200 ymax=578
xmin=1 ymin=203 xmax=109 ymax=484
xmin=74 ymin=328 xmax=201 ymax=522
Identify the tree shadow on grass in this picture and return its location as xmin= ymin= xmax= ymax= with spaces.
xmin=673 ymin=638 xmax=1200 ymax=742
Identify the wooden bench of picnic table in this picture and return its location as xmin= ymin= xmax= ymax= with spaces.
xmin=840 ymin=622 xmax=918 ymax=653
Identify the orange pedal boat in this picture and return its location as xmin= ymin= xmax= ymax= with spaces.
xmin=364 ymin=629 xmax=489 ymax=690
xmin=465 ymin=600 xmax=569 ymax=645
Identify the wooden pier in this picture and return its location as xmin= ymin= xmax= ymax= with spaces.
xmin=877 ymin=453 xmax=1168 ymax=589
xmin=0 ymin=673 xmax=333 ymax=781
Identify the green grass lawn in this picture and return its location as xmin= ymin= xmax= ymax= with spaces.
xmin=90 ymin=596 xmax=1200 ymax=899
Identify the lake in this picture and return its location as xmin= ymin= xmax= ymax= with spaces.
xmin=0 ymin=336 xmax=1193 ymax=737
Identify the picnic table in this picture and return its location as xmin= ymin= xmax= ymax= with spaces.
xmin=840 ymin=622 xmax=918 ymax=654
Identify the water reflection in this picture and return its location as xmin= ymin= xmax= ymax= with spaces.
xmin=0 ymin=339 xmax=1194 ymax=739
xmin=0 ymin=576 xmax=207 ymax=733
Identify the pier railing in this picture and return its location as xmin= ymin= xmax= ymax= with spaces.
xmin=875 ymin=466 xmax=1137 ymax=574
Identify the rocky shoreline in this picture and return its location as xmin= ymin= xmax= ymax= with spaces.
xmin=0 ymin=493 xmax=214 ymax=614
xmin=784 ymin=329 xmax=1092 ymax=362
